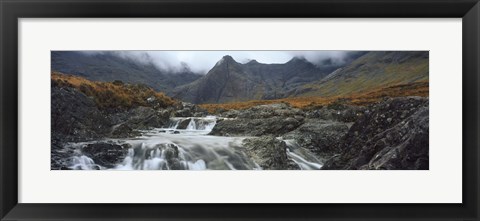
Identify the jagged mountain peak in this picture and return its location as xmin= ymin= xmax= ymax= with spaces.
xmin=222 ymin=55 xmax=234 ymax=60
xmin=246 ymin=59 xmax=260 ymax=65
xmin=287 ymin=56 xmax=308 ymax=63
xmin=214 ymin=55 xmax=237 ymax=67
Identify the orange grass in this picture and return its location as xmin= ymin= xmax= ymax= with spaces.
xmin=52 ymin=72 xmax=177 ymax=109
xmin=200 ymin=81 xmax=429 ymax=113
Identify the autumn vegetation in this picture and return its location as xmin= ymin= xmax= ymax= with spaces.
xmin=52 ymin=72 xmax=177 ymax=110
xmin=52 ymin=71 xmax=428 ymax=114
xmin=200 ymin=81 xmax=428 ymax=113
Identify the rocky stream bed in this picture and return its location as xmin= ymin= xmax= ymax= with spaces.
xmin=51 ymin=85 xmax=429 ymax=170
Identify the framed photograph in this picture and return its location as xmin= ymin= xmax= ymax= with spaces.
xmin=1 ymin=0 xmax=479 ymax=220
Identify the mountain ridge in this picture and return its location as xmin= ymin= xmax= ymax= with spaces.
xmin=171 ymin=55 xmax=341 ymax=103
xmin=51 ymin=51 xmax=203 ymax=92
xmin=52 ymin=51 xmax=429 ymax=105
xmin=172 ymin=51 xmax=428 ymax=104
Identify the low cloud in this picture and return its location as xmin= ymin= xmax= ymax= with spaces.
xmin=80 ymin=51 xmax=362 ymax=74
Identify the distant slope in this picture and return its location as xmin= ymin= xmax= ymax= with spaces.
xmin=52 ymin=51 xmax=429 ymax=105
xmin=200 ymin=81 xmax=428 ymax=113
xmin=51 ymin=51 xmax=202 ymax=93
xmin=296 ymin=51 xmax=429 ymax=97
xmin=172 ymin=55 xmax=340 ymax=104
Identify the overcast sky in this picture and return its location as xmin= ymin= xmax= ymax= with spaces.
xmin=83 ymin=51 xmax=356 ymax=74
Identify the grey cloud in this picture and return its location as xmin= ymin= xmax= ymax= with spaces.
xmin=80 ymin=51 xmax=362 ymax=74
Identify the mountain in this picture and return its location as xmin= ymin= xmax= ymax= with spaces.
xmin=51 ymin=51 xmax=202 ymax=92
xmin=52 ymin=51 xmax=429 ymax=105
xmin=172 ymin=55 xmax=340 ymax=104
xmin=295 ymin=51 xmax=429 ymax=97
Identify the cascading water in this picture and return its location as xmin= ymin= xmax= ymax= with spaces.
xmin=66 ymin=116 xmax=323 ymax=170
xmin=283 ymin=139 xmax=323 ymax=170
xmin=186 ymin=118 xmax=197 ymax=130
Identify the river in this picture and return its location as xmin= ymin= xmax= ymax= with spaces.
xmin=68 ymin=116 xmax=323 ymax=170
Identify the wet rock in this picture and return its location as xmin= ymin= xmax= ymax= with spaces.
xmin=209 ymin=116 xmax=304 ymax=137
xmin=174 ymin=108 xmax=192 ymax=117
xmin=322 ymin=97 xmax=429 ymax=170
xmin=219 ymin=109 xmax=241 ymax=118
xmin=123 ymin=106 xmax=170 ymax=129
xmin=51 ymin=86 xmax=112 ymax=142
xmin=210 ymin=103 xmax=305 ymax=136
xmin=237 ymin=103 xmax=305 ymax=119
xmin=242 ymin=136 xmax=291 ymax=170
xmin=287 ymin=160 xmax=301 ymax=170
xmin=163 ymin=144 xmax=182 ymax=170
xmin=109 ymin=106 xmax=171 ymax=138
xmin=176 ymin=118 xmax=192 ymax=130
xmin=174 ymin=102 xmax=208 ymax=117
xmin=283 ymin=119 xmax=351 ymax=159
xmin=111 ymin=123 xmax=141 ymax=138
xmin=81 ymin=142 xmax=129 ymax=168
xmin=305 ymin=103 xmax=365 ymax=122
xmin=51 ymin=139 xmax=75 ymax=170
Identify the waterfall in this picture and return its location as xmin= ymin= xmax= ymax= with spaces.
xmin=283 ymin=139 xmax=323 ymax=170
xmin=167 ymin=116 xmax=217 ymax=132
xmin=66 ymin=116 xmax=323 ymax=170
xmin=111 ymin=134 xmax=257 ymax=170
xmin=69 ymin=155 xmax=102 ymax=170
xmin=186 ymin=118 xmax=197 ymax=130
xmin=168 ymin=119 xmax=180 ymax=129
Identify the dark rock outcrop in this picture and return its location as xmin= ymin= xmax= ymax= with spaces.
xmin=305 ymin=103 xmax=365 ymax=122
xmin=322 ymin=97 xmax=429 ymax=170
xmin=51 ymin=85 xmax=112 ymax=142
xmin=242 ymin=136 xmax=295 ymax=170
xmin=110 ymin=106 xmax=171 ymax=137
xmin=175 ymin=118 xmax=193 ymax=130
xmin=173 ymin=102 xmax=208 ymax=117
xmin=283 ymin=119 xmax=351 ymax=159
xmin=51 ymin=139 xmax=75 ymax=170
xmin=210 ymin=117 xmax=303 ymax=137
xmin=210 ymin=103 xmax=304 ymax=136
xmin=81 ymin=142 xmax=130 ymax=168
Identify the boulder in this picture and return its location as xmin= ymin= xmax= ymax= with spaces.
xmin=109 ymin=106 xmax=171 ymax=137
xmin=322 ymin=97 xmax=429 ymax=170
xmin=283 ymin=119 xmax=351 ymax=159
xmin=81 ymin=142 xmax=130 ymax=168
xmin=209 ymin=116 xmax=304 ymax=137
xmin=176 ymin=118 xmax=192 ymax=130
xmin=210 ymin=103 xmax=304 ymax=136
xmin=161 ymin=143 xmax=182 ymax=170
xmin=242 ymin=136 xmax=294 ymax=170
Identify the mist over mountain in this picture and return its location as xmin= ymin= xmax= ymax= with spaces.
xmin=172 ymin=51 xmax=428 ymax=104
xmin=171 ymin=55 xmax=342 ymax=103
xmin=295 ymin=51 xmax=429 ymax=97
xmin=51 ymin=51 xmax=428 ymax=104
xmin=51 ymin=50 xmax=430 ymax=171
xmin=51 ymin=51 xmax=203 ymax=92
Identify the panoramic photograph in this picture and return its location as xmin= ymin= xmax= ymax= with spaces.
xmin=51 ymin=50 xmax=429 ymax=170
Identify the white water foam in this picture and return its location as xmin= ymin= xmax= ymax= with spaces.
xmin=67 ymin=116 xmax=324 ymax=170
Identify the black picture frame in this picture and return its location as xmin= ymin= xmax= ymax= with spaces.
xmin=1 ymin=0 xmax=479 ymax=220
